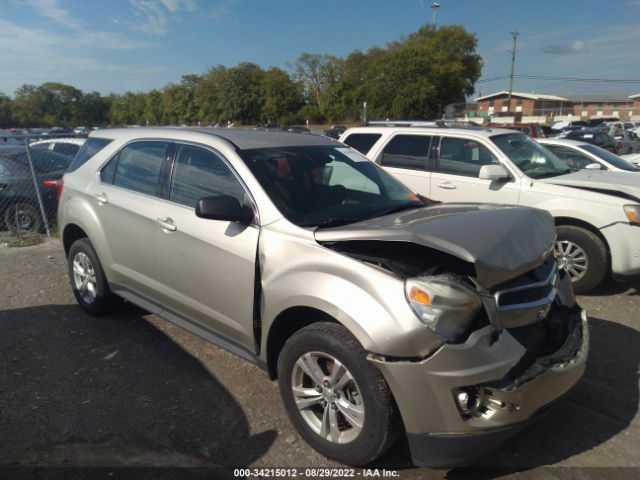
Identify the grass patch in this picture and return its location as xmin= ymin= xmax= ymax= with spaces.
xmin=6 ymin=234 xmax=43 ymax=248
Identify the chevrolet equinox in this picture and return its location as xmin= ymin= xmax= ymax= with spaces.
xmin=58 ymin=128 xmax=588 ymax=467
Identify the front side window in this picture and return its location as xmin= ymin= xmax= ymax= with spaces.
xmin=491 ymin=133 xmax=570 ymax=179
xmin=109 ymin=141 xmax=168 ymax=196
xmin=436 ymin=137 xmax=499 ymax=177
xmin=240 ymin=145 xmax=423 ymax=227
xmin=170 ymin=145 xmax=246 ymax=208
xmin=380 ymin=134 xmax=430 ymax=170
xmin=342 ymin=133 xmax=382 ymax=155
xmin=544 ymin=145 xmax=598 ymax=171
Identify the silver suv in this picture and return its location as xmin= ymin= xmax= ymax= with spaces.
xmin=59 ymin=128 xmax=588 ymax=467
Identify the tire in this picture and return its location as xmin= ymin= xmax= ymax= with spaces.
xmin=67 ymin=238 xmax=118 ymax=315
xmin=555 ymin=225 xmax=608 ymax=294
xmin=4 ymin=202 xmax=43 ymax=234
xmin=277 ymin=322 xmax=399 ymax=466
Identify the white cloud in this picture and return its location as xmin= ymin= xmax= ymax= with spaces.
xmin=129 ymin=0 xmax=200 ymax=36
xmin=23 ymin=0 xmax=82 ymax=30
xmin=159 ymin=0 xmax=198 ymax=13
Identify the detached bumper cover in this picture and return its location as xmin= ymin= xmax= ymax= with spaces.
xmin=373 ymin=306 xmax=588 ymax=468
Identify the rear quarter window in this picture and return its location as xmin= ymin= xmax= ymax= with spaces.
xmin=67 ymin=137 xmax=112 ymax=172
xmin=342 ymin=133 xmax=382 ymax=155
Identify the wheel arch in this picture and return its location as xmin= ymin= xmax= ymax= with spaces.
xmin=554 ymin=216 xmax=611 ymax=269
xmin=62 ymin=223 xmax=89 ymax=257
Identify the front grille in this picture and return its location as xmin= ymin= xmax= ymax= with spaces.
xmin=494 ymin=258 xmax=558 ymax=311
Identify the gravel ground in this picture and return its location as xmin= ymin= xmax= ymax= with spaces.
xmin=0 ymin=238 xmax=638 ymax=479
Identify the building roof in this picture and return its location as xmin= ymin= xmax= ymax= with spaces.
xmin=630 ymin=93 xmax=640 ymax=99
xmin=475 ymin=91 xmax=568 ymax=102
xmin=563 ymin=94 xmax=633 ymax=103
xmin=92 ymin=127 xmax=340 ymax=150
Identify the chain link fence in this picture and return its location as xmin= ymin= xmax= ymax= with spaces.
xmin=0 ymin=131 xmax=87 ymax=243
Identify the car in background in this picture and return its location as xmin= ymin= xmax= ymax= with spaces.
xmin=30 ymin=137 xmax=86 ymax=157
xmin=551 ymin=120 xmax=588 ymax=131
xmin=560 ymin=128 xmax=617 ymax=153
xmin=539 ymin=138 xmax=640 ymax=172
xmin=611 ymin=129 xmax=640 ymax=155
xmin=341 ymin=125 xmax=640 ymax=293
xmin=621 ymin=152 xmax=640 ymax=167
xmin=324 ymin=125 xmax=347 ymax=139
xmin=286 ymin=125 xmax=311 ymax=134
xmin=487 ymin=123 xmax=545 ymax=138
xmin=540 ymin=125 xmax=556 ymax=137
xmin=0 ymin=147 xmax=71 ymax=232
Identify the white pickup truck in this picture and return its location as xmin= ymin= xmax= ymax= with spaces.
xmin=340 ymin=124 xmax=640 ymax=293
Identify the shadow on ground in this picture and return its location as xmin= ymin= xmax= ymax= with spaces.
xmin=373 ymin=317 xmax=640 ymax=477
xmin=0 ymin=303 xmax=276 ymax=472
xmin=587 ymin=275 xmax=640 ymax=297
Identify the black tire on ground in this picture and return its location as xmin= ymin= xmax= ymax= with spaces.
xmin=555 ymin=225 xmax=608 ymax=294
xmin=4 ymin=202 xmax=43 ymax=234
xmin=67 ymin=238 xmax=118 ymax=315
xmin=277 ymin=322 xmax=400 ymax=466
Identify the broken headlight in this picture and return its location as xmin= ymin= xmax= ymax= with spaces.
xmin=405 ymin=276 xmax=481 ymax=342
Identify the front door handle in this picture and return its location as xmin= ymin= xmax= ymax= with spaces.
xmin=437 ymin=182 xmax=457 ymax=190
xmin=157 ymin=217 xmax=177 ymax=232
xmin=95 ymin=192 xmax=108 ymax=204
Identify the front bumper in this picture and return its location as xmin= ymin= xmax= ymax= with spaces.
xmin=600 ymin=222 xmax=640 ymax=276
xmin=372 ymin=306 xmax=588 ymax=468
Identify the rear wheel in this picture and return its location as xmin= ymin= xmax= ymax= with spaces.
xmin=4 ymin=202 xmax=43 ymax=234
xmin=278 ymin=322 xmax=399 ymax=466
xmin=554 ymin=225 xmax=607 ymax=294
xmin=68 ymin=238 xmax=118 ymax=315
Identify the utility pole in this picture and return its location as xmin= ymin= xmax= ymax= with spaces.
xmin=507 ymin=29 xmax=519 ymax=113
xmin=431 ymin=2 xmax=440 ymax=26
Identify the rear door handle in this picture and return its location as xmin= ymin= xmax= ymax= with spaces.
xmin=437 ymin=182 xmax=457 ymax=190
xmin=95 ymin=193 xmax=108 ymax=204
xmin=157 ymin=217 xmax=177 ymax=232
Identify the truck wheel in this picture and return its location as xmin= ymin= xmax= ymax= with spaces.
xmin=555 ymin=225 xmax=607 ymax=294
xmin=4 ymin=202 xmax=43 ymax=233
xmin=68 ymin=238 xmax=118 ymax=315
xmin=278 ymin=322 xmax=399 ymax=466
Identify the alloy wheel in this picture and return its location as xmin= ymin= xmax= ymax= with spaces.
xmin=555 ymin=240 xmax=588 ymax=281
xmin=72 ymin=252 xmax=97 ymax=304
xmin=290 ymin=351 xmax=364 ymax=444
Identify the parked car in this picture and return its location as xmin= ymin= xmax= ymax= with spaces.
xmin=560 ymin=128 xmax=617 ymax=153
xmin=341 ymin=125 xmax=640 ymax=293
xmin=539 ymin=125 xmax=556 ymax=137
xmin=58 ymin=128 xmax=587 ymax=468
xmin=286 ymin=125 xmax=311 ymax=134
xmin=611 ymin=129 xmax=640 ymax=155
xmin=30 ymin=137 xmax=86 ymax=157
xmin=538 ymin=138 xmax=640 ymax=172
xmin=487 ymin=123 xmax=545 ymax=138
xmin=551 ymin=120 xmax=587 ymax=131
xmin=621 ymin=152 xmax=640 ymax=167
xmin=0 ymin=147 xmax=71 ymax=232
xmin=324 ymin=125 xmax=347 ymax=139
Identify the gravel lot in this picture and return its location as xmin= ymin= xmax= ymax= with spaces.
xmin=1 ymin=238 xmax=638 ymax=479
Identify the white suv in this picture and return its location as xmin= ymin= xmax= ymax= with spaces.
xmin=340 ymin=124 xmax=640 ymax=293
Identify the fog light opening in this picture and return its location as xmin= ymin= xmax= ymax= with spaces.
xmin=454 ymin=387 xmax=485 ymax=417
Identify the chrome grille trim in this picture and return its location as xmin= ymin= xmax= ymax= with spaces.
xmin=494 ymin=263 xmax=558 ymax=312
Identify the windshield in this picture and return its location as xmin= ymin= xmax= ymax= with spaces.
xmin=580 ymin=144 xmax=640 ymax=172
xmin=491 ymin=133 xmax=571 ymax=179
xmin=239 ymin=145 xmax=424 ymax=227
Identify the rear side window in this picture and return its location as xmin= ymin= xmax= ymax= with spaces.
xmin=53 ymin=143 xmax=81 ymax=156
xmin=169 ymin=145 xmax=245 ymax=208
xmin=436 ymin=137 xmax=499 ymax=177
xmin=380 ymin=134 xmax=430 ymax=170
xmin=107 ymin=141 xmax=168 ymax=196
xmin=342 ymin=133 xmax=381 ymax=154
xmin=68 ymin=138 xmax=112 ymax=172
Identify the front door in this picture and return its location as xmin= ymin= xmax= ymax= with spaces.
xmin=154 ymin=143 xmax=259 ymax=352
xmin=429 ymin=136 xmax=521 ymax=205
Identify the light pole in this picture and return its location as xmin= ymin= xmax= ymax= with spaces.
xmin=506 ymin=29 xmax=519 ymax=113
xmin=431 ymin=2 xmax=440 ymax=26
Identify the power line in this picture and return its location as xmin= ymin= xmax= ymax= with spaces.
xmin=477 ymin=74 xmax=640 ymax=84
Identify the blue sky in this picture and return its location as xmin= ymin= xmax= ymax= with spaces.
xmin=0 ymin=0 xmax=639 ymax=97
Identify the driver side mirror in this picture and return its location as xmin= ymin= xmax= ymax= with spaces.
xmin=479 ymin=164 xmax=510 ymax=181
xmin=196 ymin=195 xmax=254 ymax=224
xmin=584 ymin=163 xmax=603 ymax=170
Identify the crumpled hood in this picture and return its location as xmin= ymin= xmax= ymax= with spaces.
xmin=538 ymin=170 xmax=640 ymax=201
xmin=315 ymin=204 xmax=556 ymax=289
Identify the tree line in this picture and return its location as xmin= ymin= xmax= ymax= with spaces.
xmin=0 ymin=25 xmax=482 ymax=129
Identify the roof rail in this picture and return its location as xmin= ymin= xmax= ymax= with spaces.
xmin=365 ymin=120 xmax=484 ymax=129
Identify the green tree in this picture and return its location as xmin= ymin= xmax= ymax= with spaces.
xmin=0 ymin=92 xmax=14 ymax=128
xmin=260 ymin=67 xmax=303 ymax=124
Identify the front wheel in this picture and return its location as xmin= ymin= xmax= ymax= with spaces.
xmin=277 ymin=322 xmax=399 ymax=466
xmin=554 ymin=225 xmax=607 ymax=294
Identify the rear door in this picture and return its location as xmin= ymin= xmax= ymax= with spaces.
xmin=154 ymin=143 xmax=259 ymax=352
xmin=429 ymin=136 xmax=521 ymax=204
xmin=374 ymin=133 xmax=432 ymax=196
xmin=90 ymin=140 xmax=170 ymax=298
